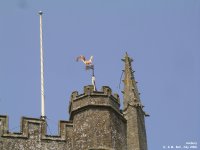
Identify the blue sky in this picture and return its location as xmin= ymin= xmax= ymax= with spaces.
xmin=0 ymin=0 xmax=200 ymax=149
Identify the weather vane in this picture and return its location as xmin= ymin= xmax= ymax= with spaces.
xmin=76 ymin=55 xmax=97 ymax=91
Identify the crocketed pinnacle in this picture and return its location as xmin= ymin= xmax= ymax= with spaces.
xmin=122 ymin=52 xmax=142 ymax=111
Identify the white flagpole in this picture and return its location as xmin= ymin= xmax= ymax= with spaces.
xmin=39 ymin=11 xmax=46 ymax=120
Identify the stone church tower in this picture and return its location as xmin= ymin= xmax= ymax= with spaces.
xmin=0 ymin=53 xmax=148 ymax=150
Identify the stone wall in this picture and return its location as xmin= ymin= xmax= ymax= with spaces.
xmin=0 ymin=116 xmax=73 ymax=150
xmin=72 ymin=107 xmax=126 ymax=150
xmin=70 ymin=85 xmax=127 ymax=150
xmin=0 ymin=85 xmax=128 ymax=150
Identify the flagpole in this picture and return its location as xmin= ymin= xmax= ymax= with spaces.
xmin=39 ymin=11 xmax=46 ymax=120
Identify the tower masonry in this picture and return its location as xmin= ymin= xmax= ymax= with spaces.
xmin=122 ymin=52 xmax=149 ymax=150
xmin=0 ymin=53 xmax=148 ymax=150
xmin=69 ymin=85 xmax=127 ymax=150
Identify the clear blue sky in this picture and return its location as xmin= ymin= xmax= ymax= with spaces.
xmin=0 ymin=0 xmax=200 ymax=149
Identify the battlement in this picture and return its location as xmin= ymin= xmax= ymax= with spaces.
xmin=70 ymin=85 xmax=120 ymax=102
xmin=0 ymin=115 xmax=73 ymax=141
xmin=69 ymin=85 xmax=121 ymax=120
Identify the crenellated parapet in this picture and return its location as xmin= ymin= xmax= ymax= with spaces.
xmin=0 ymin=115 xmax=8 ymax=136
xmin=69 ymin=85 xmax=121 ymax=120
xmin=69 ymin=85 xmax=127 ymax=150
xmin=0 ymin=115 xmax=73 ymax=141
